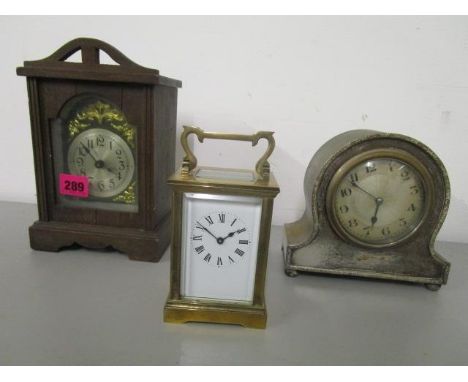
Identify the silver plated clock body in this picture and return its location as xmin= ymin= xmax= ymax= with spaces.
xmin=282 ymin=130 xmax=451 ymax=290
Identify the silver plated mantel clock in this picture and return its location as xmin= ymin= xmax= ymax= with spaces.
xmin=282 ymin=130 xmax=451 ymax=290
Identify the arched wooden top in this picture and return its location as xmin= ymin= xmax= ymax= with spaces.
xmin=27 ymin=37 xmax=158 ymax=71
xmin=17 ymin=38 xmax=182 ymax=87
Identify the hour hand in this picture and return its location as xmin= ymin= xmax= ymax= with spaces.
xmin=106 ymin=167 xmax=117 ymax=175
xmin=371 ymin=197 xmax=384 ymax=226
xmin=222 ymin=231 xmax=237 ymax=240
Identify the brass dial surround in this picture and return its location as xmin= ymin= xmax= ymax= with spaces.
xmin=326 ymin=148 xmax=434 ymax=249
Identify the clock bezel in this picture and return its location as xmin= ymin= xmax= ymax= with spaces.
xmin=326 ymin=147 xmax=434 ymax=249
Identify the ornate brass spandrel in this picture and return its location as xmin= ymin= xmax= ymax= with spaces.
xmin=67 ymin=100 xmax=136 ymax=148
xmin=180 ymin=125 xmax=275 ymax=181
xmin=112 ymin=180 xmax=137 ymax=204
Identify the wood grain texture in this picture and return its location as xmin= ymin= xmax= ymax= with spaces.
xmin=17 ymin=38 xmax=181 ymax=262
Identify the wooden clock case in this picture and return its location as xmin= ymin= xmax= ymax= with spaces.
xmin=17 ymin=38 xmax=181 ymax=262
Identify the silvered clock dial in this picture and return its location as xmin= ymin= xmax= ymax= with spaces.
xmin=67 ymin=128 xmax=135 ymax=199
xmin=327 ymin=149 xmax=429 ymax=248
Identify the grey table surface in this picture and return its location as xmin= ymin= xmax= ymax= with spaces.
xmin=0 ymin=201 xmax=467 ymax=365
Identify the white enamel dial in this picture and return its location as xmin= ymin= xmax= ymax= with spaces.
xmin=67 ymin=128 xmax=135 ymax=198
xmin=330 ymin=156 xmax=427 ymax=246
xmin=191 ymin=211 xmax=251 ymax=268
xmin=181 ymin=193 xmax=262 ymax=302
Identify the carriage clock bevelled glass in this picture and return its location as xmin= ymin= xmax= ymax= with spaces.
xmin=282 ymin=130 xmax=451 ymax=290
xmin=164 ymin=126 xmax=280 ymax=329
xmin=16 ymin=38 xmax=181 ymax=262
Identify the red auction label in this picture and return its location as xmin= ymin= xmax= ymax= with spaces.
xmin=59 ymin=173 xmax=89 ymax=198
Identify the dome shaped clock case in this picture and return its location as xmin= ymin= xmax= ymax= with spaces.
xmin=282 ymin=130 xmax=450 ymax=290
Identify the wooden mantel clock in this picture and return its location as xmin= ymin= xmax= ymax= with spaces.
xmin=17 ymin=38 xmax=181 ymax=262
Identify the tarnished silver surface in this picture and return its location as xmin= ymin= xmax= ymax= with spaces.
xmin=283 ymin=130 xmax=451 ymax=289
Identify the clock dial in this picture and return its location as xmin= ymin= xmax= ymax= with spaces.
xmin=331 ymin=157 xmax=426 ymax=246
xmin=67 ymin=128 xmax=135 ymax=198
xmin=181 ymin=193 xmax=262 ymax=302
xmin=191 ymin=212 xmax=251 ymax=268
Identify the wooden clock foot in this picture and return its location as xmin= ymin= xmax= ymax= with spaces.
xmin=29 ymin=218 xmax=170 ymax=262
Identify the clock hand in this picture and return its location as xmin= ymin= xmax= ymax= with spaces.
xmin=106 ymin=167 xmax=117 ymax=175
xmin=351 ymin=180 xmax=378 ymax=201
xmin=79 ymin=142 xmax=110 ymax=171
xmin=80 ymin=142 xmax=99 ymax=163
xmin=371 ymin=197 xmax=384 ymax=227
xmin=221 ymin=231 xmax=237 ymax=240
xmin=196 ymin=221 xmax=224 ymax=244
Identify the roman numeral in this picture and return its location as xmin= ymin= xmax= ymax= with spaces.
xmin=239 ymin=240 xmax=248 ymax=245
xmin=192 ymin=235 xmax=202 ymax=241
xmin=230 ymin=218 xmax=237 ymax=226
xmin=228 ymin=256 xmax=235 ymax=264
xmin=237 ymin=228 xmax=246 ymax=234
xmin=235 ymin=248 xmax=245 ymax=257
xmin=205 ymin=216 xmax=214 ymax=225
xmin=195 ymin=245 xmax=204 ymax=254
xmin=218 ymin=213 xmax=225 ymax=223
xmin=203 ymin=253 xmax=212 ymax=262
xmin=217 ymin=257 xmax=223 ymax=266
xmin=195 ymin=221 xmax=204 ymax=230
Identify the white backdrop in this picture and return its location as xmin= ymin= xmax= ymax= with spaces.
xmin=1 ymin=16 xmax=467 ymax=243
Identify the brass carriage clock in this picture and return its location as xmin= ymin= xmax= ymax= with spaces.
xmin=17 ymin=38 xmax=181 ymax=261
xmin=283 ymin=130 xmax=450 ymax=290
xmin=164 ymin=126 xmax=280 ymax=328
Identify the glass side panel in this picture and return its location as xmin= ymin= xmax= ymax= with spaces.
xmin=195 ymin=167 xmax=255 ymax=182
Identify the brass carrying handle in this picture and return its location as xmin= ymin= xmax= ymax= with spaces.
xmin=180 ymin=125 xmax=275 ymax=180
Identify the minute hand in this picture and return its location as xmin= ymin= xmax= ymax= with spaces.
xmin=351 ymin=181 xmax=378 ymax=201
xmin=80 ymin=142 xmax=99 ymax=163
xmin=196 ymin=221 xmax=219 ymax=241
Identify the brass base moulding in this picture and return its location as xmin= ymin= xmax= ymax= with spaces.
xmin=164 ymin=300 xmax=267 ymax=329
